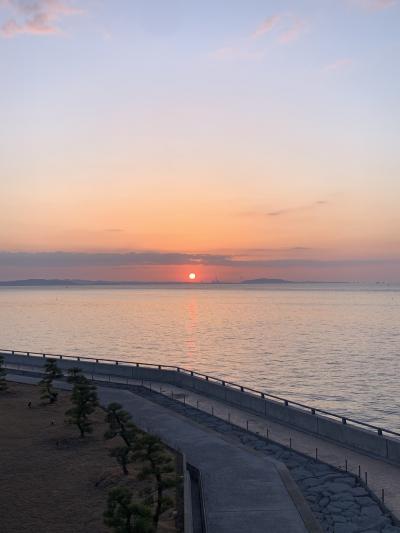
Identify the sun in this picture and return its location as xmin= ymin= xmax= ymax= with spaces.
xmin=188 ymin=272 xmax=196 ymax=280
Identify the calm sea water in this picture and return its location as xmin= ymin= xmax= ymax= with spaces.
xmin=1 ymin=284 xmax=399 ymax=430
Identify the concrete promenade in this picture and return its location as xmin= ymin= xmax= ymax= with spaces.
xmin=4 ymin=354 xmax=400 ymax=532
xmin=5 ymin=360 xmax=400 ymax=519
xmin=6 ymin=373 xmax=312 ymax=533
xmin=131 ymin=378 xmax=400 ymax=520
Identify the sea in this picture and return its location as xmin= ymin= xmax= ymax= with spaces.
xmin=1 ymin=283 xmax=399 ymax=431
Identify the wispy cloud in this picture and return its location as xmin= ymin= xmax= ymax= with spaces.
xmin=267 ymin=200 xmax=328 ymax=217
xmin=322 ymin=58 xmax=353 ymax=73
xmin=352 ymin=0 xmax=397 ymax=10
xmin=237 ymin=200 xmax=328 ymax=218
xmin=212 ymin=12 xmax=307 ymax=61
xmin=278 ymin=17 xmax=308 ymax=45
xmin=0 ymin=0 xmax=82 ymax=38
xmin=252 ymin=14 xmax=281 ymax=39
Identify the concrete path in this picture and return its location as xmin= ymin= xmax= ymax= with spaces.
xmin=129 ymin=378 xmax=400 ymax=520
xmin=101 ymin=387 xmax=311 ymax=533
xmin=6 ymin=363 xmax=400 ymax=518
xmin=7 ymin=373 xmax=311 ymax=533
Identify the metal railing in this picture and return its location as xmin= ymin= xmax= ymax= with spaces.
xmin=1 ymin=347 xmax=399 ymax=439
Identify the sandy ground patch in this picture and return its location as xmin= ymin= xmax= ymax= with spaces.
xmin=0 ymin=382 xmax=181 ymax=533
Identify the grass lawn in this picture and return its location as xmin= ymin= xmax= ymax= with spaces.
xmin=0 ymin=382 xmax=182 ymax=532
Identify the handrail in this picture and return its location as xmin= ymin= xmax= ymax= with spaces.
xmin=1 ymin=347 xmax=399 ymax=439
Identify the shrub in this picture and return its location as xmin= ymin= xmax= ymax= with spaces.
xmin=104 ymin=486 xmax=153 ymax=533
xmin=39 ymin=358 xmax=63 ymax=404
xmin=134 ymin=434 xmax=176 ymax=529
xmin=105 ymin=403 xmax=139 ymax=475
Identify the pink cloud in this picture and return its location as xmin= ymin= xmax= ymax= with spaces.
xmin=322 ymin=58 xmax=353 ymax=72
xmin=252 ymin=14 xmax=281 ymax=39
xmin=351 ymin=0 xmax=397 ymax=9
xmin=278 ymin=18 xmax=308 ymax=45
xmin=0 ymin=0 xmax=82 ymax=37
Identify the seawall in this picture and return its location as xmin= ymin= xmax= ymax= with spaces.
xmin=2 ymin=350 xmax=400 ymax=465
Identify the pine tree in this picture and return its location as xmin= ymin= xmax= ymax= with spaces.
xmin=39 ymin=358 xmax=63 ymax=404
xmin=66 ymin=376 xmax=98 ymax=437
xmin=0 ymin=355 xmax=8 ymax=392
xmin=104 ymin=486 xmax=153 ymax=533
xmin=134 ymin=435 xmax=176 ymax=530
xmin=105 ymin=402 xmax=138 ymax=475
xmin=66 ymin=367 xmax=84 ymax=384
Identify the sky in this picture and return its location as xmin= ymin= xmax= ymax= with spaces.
xmin=0 ymin=0 xmax=399 ymax=282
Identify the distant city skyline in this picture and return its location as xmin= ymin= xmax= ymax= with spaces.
xmin=1 ymin=0 xmax=399 ymax=282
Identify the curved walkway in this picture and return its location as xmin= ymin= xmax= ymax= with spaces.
xmin=125 ymin=377 xmax=400 ymax=520
xmin=6 ymin=366 xmax=400 ymax=532
xmin=6 ymin=373 xmax=313 ymax=533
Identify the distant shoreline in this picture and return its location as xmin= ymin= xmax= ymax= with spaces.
xmin=0 ymin=278 xmax=375 ymax=287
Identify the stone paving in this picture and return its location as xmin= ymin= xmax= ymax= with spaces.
xmin=127 ymin=377 xmax=400 ymax=520
xmin=131 ymin=385 xmax=400 ymax=533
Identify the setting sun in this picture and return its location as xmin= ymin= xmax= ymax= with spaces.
xmin=188 ymin=273 xmax=196 ymax=280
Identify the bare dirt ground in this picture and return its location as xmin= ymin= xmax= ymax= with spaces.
xmin=0 ymin=382 xmax=181 ymax=533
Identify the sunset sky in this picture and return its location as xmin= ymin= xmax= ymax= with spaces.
xmin=1 ymin=0 xmax=399 ymax=282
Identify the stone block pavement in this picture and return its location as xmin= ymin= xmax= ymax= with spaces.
xmin=122 ymin=377 xmax=400 ymax=520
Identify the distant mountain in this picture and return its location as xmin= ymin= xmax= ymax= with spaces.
xmin=0 ymin=279 xmax=110 ymax=286
xmin=241 ymin=278 xmax=292 ymax=284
